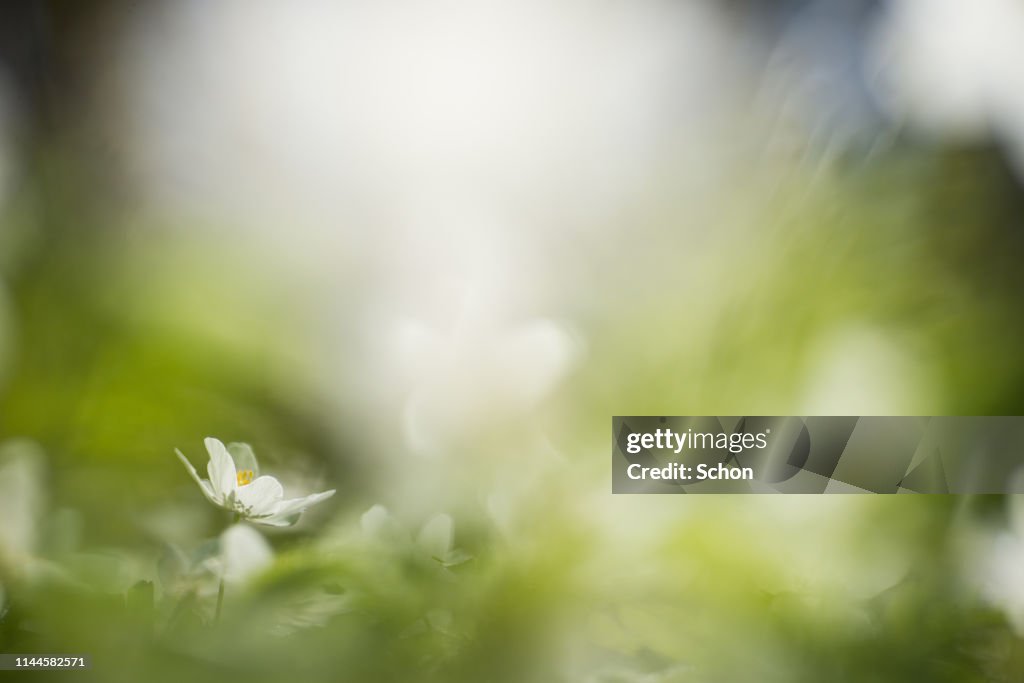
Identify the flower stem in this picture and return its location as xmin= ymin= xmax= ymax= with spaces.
xmin=215 ymin=512 xmax=242 ymax=623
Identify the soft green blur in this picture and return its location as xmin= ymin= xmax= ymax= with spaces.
xmin=0 ymin=147 xmax=1023 ymax=683
xmin=2 ymin=4 xmax=1024 ymax=682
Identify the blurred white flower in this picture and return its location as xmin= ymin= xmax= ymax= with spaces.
xmin=0 ymin=440 xmax=45 ymax=575
xmin=415 ymin=513 xmax=454 ymax=562
xmin=972 ymin=489 xmax=1024 ymax=634
xmin=977 ymin=532 xmax=1024 ymax=632
xmin=176 ymin=437 xmax=335 ymax=527
xmin=798 ymin=324 xmax=941 ymax=414
xmin=219 ymin=523 xmax=273 ymax=585
xmin=387 ymin=293 xmax=580 ymax=456
xmin=359 ymin=504 xmax=401 ymax=541
xmin=361 ymin=505 xmax=469 ymax=568
xmin=868 ymin=0 xmax=1024 ymax=177
xmin=0 ymin=441 xmax=79 ymax=596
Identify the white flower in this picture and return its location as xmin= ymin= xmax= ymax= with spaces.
xmin=176 ymin=437 xmax=335 ymax=527
xmin=360 ymin=505 xmax=471 ymax=567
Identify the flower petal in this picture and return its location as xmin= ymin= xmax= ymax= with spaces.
xmin=176 ymin=449 xmax=222 ymax=505
xmin=269 ymin=490 xmax=335 ymax=520
xmin=360 ymin=504 xmax=391 ymax=537
xmin=359 ymin=504 xmax=409 ymax=543
xmin=220 ymin=524 xmax=273 ymax=584
xmin=204 ymin=437 xmax=237 ymax=502
xmin=235 ymin=476 xmax=284 ymax=517
xmin=417 ymin=513 xmax=453 ymax=560
xmin=248 ymin=515 xmax=299 ymax=528
xmin=227 ymin=442 xmax=259 ymax=478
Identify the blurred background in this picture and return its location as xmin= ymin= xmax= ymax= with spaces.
xmin=1 ymin=0 xmax=1024 ymax=680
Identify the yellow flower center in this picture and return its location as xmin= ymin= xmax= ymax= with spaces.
xmin=237 ymin=469 xmax=254 ymax=487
